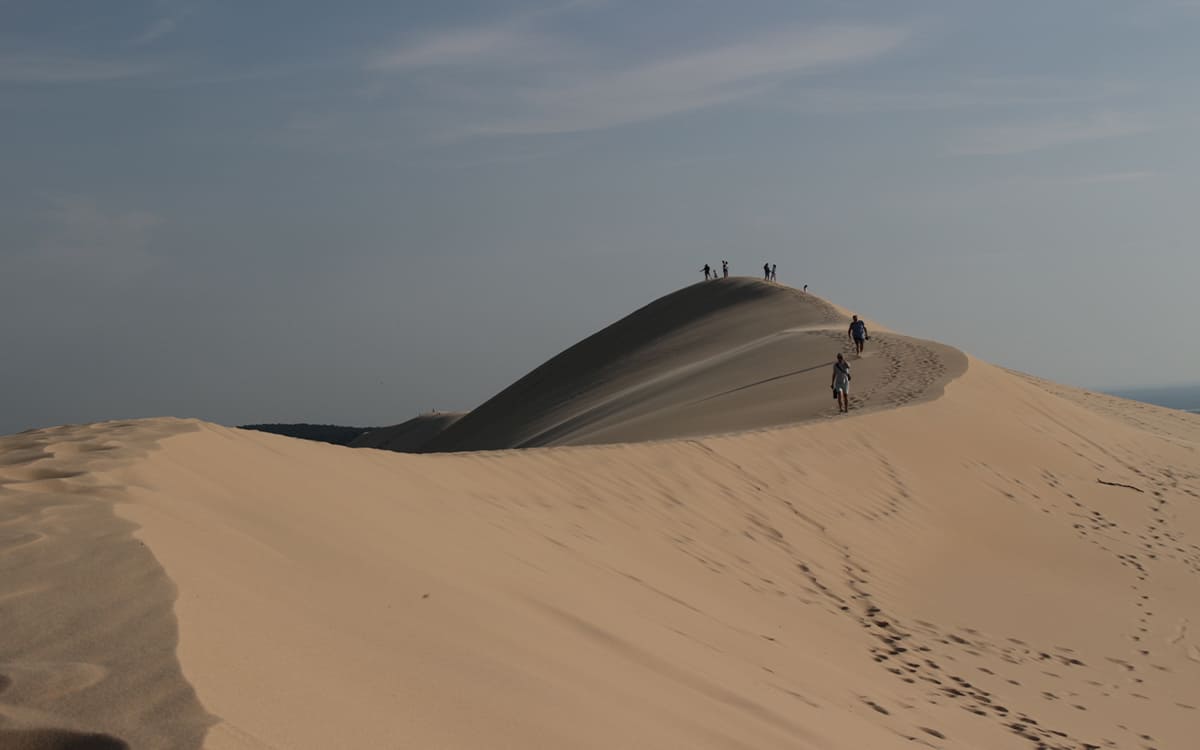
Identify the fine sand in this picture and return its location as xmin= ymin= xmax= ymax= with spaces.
xmin=2 ymin=280 xmax=1199 ymax=749
xmin=350 ymin=412 xmax=466 ymax=453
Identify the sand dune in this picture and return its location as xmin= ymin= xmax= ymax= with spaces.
xmin=349 ymin=412 xmax=465 ymax=453
xmin=0 ymin=422 xmax=212 ymax=749
xmin=425 ymin=279 xmax=965 ymax=451
xmin=2 ymin=283 xmax=1199 ymax=749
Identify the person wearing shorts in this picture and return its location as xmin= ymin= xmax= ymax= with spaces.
xmin=849 ymin=315 xmax=868 ymax=356
xmin=832 ymin=353 xmax=851 ymax=413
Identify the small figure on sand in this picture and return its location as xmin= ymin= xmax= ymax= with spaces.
xmin=849 ymin=315 xmax=869 ymax=356
xmin=803 ymin=284 xmax=808 ymax=293
xmin=832 ymin=353 xmax=851 ymax=413
xmin=702 ymin=263 xmax=712 ymax=281
xmin=763 ymin=262 xmax=771 ymax=281
xmin=721 ymin=260 xmax=729 ymax=278
xmin=770 ymin=264 xmax=777 ymax=282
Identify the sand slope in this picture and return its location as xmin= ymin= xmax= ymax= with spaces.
xmin=424 ymin=279 xmax=965 ymax=451
xmin=3 ymin=285 xmax=1200 ymax=749
xmin=349 ymin=412 xmax=465 ymax=453
xmin=0 ymin=421 xmax=212 ymax=749
xmin=127 ymin=367 xmax=1200 ymax=748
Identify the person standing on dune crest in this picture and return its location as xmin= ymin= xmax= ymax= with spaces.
xmin=702 ymin=263 xmax=712 ymax=281
xmin=832 ymin=353 xmax=851 ymax=413
xmin=849 ymin=315 xmax=869 ymax=356
xmin=763 ymin=262 xmax=770 ymax=281
xmin=721 ymin=260 xmax=729 ymax=278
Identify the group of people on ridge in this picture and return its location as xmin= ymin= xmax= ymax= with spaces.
xmin=698 ymin=261 xmax=781 ymax=283
xmin=700 ymin=260 xmax=729 ymax=280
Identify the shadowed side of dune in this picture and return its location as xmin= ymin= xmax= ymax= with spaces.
xmin=239 ymin=423 xmax=374 ymax=446
xmin=423 ymin=279 xmax=963 ymax=451
xmin=0 ymin=729 xmax=129 ymax=750
xmin=0 ymin=420 xmax=214 ymax=749
xmin=423 ymin=279 xmax=841 ymax=451
xmin=349 ymin=413 xmax=465 ymax=452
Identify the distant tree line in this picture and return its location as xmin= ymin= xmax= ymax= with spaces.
xmin=239 ymin=423 xmax=377 ymax=446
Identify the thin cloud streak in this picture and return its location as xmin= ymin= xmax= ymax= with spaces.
xmin=132 ymin=0 xmax=193 ymax=45
xmin=1061 ymin=170 xmax=1160 ymax=185
xmin=368 ymin=0 xmax=603 ymax=71
xmin=369 ymin=26 xmax=554 ymax=70
xmin=3 ymin=195 xmax=164 ymax=284
xmin=0 ymin=54 xmax=156 ymax=83
xmin=134 ymin=17 xmax=178 ymax=45
xmin=775 ymin=76 xmax=1135 ymax=116
xmin=949 ymin=112 xmax=1153 ymax=156
xmin=472 ymin=25 xmax=911 ymax=135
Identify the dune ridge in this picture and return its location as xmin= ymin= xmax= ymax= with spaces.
xmin=2 ymin=284 xmax=1199 ymax=749
xmin=424 ymin=279 xmax=965 ymax=451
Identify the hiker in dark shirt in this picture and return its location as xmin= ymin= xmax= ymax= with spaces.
xmin=702 ymin=264 xmax=712 ymax=281
xmin=849 ymin=315 xmax=869 ymax=356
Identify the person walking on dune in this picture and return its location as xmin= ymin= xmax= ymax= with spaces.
xmin=763 ymin=262 xmax=770 ymax=281
xmin=770 ymin=263 xmax=777 ymax=282
xmin=832 ymin=353 xmax=851 ymax=413
xmin=702 ymin=263 xmax=712 ymax=281
xmin=849 ymin=315 xmax=869 ymax=356
xmin=721 ymin=260 xmax=729 ymax=278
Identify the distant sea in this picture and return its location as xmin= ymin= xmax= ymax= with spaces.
xmin=1106 ymin=384 xmax=1200 ymax=414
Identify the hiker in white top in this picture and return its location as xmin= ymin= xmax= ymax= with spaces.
xmin=831 ymin=353 xmax=851 ymax=413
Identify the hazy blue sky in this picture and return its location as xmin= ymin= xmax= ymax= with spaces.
xmin=3 ymin=0 xmax=1198 ymax=434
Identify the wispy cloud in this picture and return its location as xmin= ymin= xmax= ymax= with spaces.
xmin=949 ymin=112 xmax=1153 ymax=156
xmin=36 ymin=196 xmax=163 ymax=272
xmin=1061 ymin=170 xmax=1160 ymax=185
xmin=419 ymin=24 xmax=912 ymax=135
xmin=2 ymin=196 xmax=164 ymax=284
xmin=368 ymin=0 xmax=603 ymax=71
xmin=776 ymin=75 xmax=1134 ymax=116
xmin=134 ymin=17 xmax=178 ymax=45
xmin=0 ymin=54 xmax=156 ymax=84
xmin=132 ymin=0 xmax=193 ymax=45
xmin=369 ymin=26 xmax=559 ymax=70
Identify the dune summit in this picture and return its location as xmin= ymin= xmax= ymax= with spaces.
xmin=425 ymin=279 xmax=966 ymax=451
xmin=2 ymin=282 xmax=1200 ymax=749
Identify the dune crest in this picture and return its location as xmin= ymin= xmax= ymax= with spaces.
xmin=424 ymin=279 xmax=966 ymax=451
